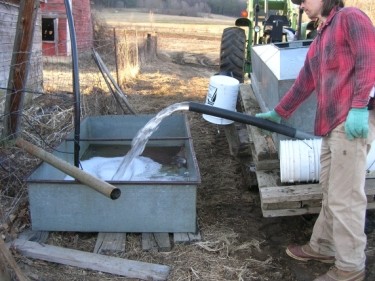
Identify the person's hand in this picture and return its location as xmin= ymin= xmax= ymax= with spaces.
xmin=255 ymin=110 xmax=281 ymax=123
xmin=345 ymin=108 xmax=369 ymax=140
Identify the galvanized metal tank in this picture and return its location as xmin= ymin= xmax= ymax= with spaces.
xmin=250 ymin=40 xmax=317 ymax=146
xmin=27 ymin=114 xmax=200 ymax=233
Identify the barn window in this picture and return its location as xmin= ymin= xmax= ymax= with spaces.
xmin=42 ymin=18 xmax=57 ymax=42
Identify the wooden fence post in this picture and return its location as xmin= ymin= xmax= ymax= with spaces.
xmin=3 ymin=0 xmax=40 ymax=140
xmin=114 ymin=27 xmax=120 ymax=85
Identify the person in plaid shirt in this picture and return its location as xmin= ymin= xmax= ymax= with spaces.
xmin=256 ymin=0 xmax=375 ymax=280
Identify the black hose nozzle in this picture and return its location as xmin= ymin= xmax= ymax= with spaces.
xmin=188 ymin=102 xmax=315 ymax=140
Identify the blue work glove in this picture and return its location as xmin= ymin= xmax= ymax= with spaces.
xmin=345 ymin=108 xmax=369 ymax=140
xmin=255 ymin=110 xmax=281 ymax=123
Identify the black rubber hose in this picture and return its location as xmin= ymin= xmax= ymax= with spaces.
xmin=188 ymin=102 xmax=315 ymax=140
xmin=64 ymin=0 xmax=81 ymax=167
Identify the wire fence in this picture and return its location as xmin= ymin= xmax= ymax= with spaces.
xmin=1 ymin=26 xmax=157 ymax=136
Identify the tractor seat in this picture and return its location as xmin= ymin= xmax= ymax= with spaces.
xmin=264 ymin=15 xmax=290 ymax=43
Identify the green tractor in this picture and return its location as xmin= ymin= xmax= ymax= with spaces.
xmin=219 ymin=0 xmax=314 ymax=83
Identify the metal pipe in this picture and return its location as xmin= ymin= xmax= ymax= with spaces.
xmin=64 ymin=0 xmax=81 ymax=167
xmin=188 ymin=102 xmax=315 ymax=140
xmin=15 ymin=138 xmax=121 ymax=200
xmin=296 ymin=7 xmax=304 ymax=40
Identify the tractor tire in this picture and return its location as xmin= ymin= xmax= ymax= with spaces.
xmin=219 ymin=27 xmax=246 ymax=83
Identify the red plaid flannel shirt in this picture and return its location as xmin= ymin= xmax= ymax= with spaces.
xmin=275 ymin=7 xmax=375 ymax=136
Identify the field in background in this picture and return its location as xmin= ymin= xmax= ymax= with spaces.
xmin=95 ymin=3 xmax=375 ymax=38
xmin=93 ymin=8 xmax=236 ymax=35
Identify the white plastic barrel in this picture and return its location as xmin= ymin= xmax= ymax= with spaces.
xmin=280 ymin=139 xmax=375 ymax=183
xmin=203 ymin=75 xmax=240 ymax=125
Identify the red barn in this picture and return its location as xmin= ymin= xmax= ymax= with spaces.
xmin=41 ymin=0 xmax=93 ymax=56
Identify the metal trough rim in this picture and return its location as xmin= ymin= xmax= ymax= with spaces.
xmin=65 ymin=137 xmax=191 ymax=141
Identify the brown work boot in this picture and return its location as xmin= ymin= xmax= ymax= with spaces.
xmin=286 ymin=243 xmax=335 ymax=263
xmin=313 ymin=266 xmax=365 ymax=281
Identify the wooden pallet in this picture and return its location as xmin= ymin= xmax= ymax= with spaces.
xmin=18 ymin=229 xmax=201 ymax=256
xmin=94 ymin=231 xmax=202 ymax=254
xmin=256 ymin=169 xmax=375 ymax=217
xmin=239 ymin=84 xmax=375 ymax=217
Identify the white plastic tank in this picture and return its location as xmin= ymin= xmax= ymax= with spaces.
xmin=203 ymin=75 xmax=239 ymax=125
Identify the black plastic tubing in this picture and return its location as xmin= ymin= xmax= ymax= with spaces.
xmin=188 ymin=102 xmax=315 ymax=140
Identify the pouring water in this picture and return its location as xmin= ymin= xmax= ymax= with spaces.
xmin=111 ymin=102 xmax=190 ymax=180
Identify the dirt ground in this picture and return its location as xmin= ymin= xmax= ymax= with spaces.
xmin=2 ymin=26 xmax=375 ymax=281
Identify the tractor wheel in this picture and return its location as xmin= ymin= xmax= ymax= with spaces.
xmin=219 ymin=27 xmax=246 ymax=83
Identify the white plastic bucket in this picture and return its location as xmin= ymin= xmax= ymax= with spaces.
xmin=203 ymin=75 xmax=240 ymax=125
xmin=280 ymin=139 xmax=375 ymax=183
xmin=280 ymin=139 xmax=322 ymax=183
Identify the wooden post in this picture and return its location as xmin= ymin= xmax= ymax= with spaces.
xmin=113 ymin=28 xmax=120 ymax=85
xmin=0 ymin=238 xmax=29 ymax=281
xmin=135 ymin=30 xmax=139 ymax=66
xmin=3 ymin=0 xmax=40 ymax=139
xmin=146 ymin=33 xmax=152 ymax=60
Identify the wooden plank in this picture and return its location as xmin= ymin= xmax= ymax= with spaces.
xmin=259 ymin=174 xmax=375 ymax=216
xmin=142 ymin=233 xmax=171 ymax=252
xmin=153 ymin=233 xmax=171 ymax=252
xmin=239 ymin=84 xmax=262 ymax=114
xmin=187 ymin=232 xmax=202 ymax=242
xmin=11 ymin=239 xmax=170 ymax=281
xmin=173 ymin=231 xmax=202 ymax=244
xmin=262 ymin=206 xmax=322 ymax=217
xmin=173 ymin=233 xmax=190 ymax=244
xmin=94 ymin=233 xmax=126 ymax=255
xmin=262 ymin=201 xmax=375 ymax=218
xmin=260 ymin=177 xmax=375 ymax=204
xmin=239 ymin=84 xmax=279 ymax=170
xmin=301 ymin=199 xmax=322 ymax=208
xmin=256 ymin=170 xmax=278 ymax=188
xmin=223 ymin=123 xmax=252 ymax=157
xmin=262 ymin=201 xmax=302 ymax=210
xmin=260 ymin=184 xmax=323 ymax=204
xmin=142 ymin=233 xmax=158 ymax=251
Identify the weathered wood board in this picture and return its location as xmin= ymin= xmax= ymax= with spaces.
xmin=94 ymin=232 xmax=127 ymax=255
xmin=239 ymin=84 xmax=279 ymax=170
xmin=142 ymin=233 xmax=171 ymax=252
xmin=173 ymin=231 xmax=202 ymax=244
xmin=11 ymin=239 xmax=170 ymax=281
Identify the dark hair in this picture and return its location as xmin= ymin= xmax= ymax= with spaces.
xmin=321 ymin=0 xmax=345 ymax=17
